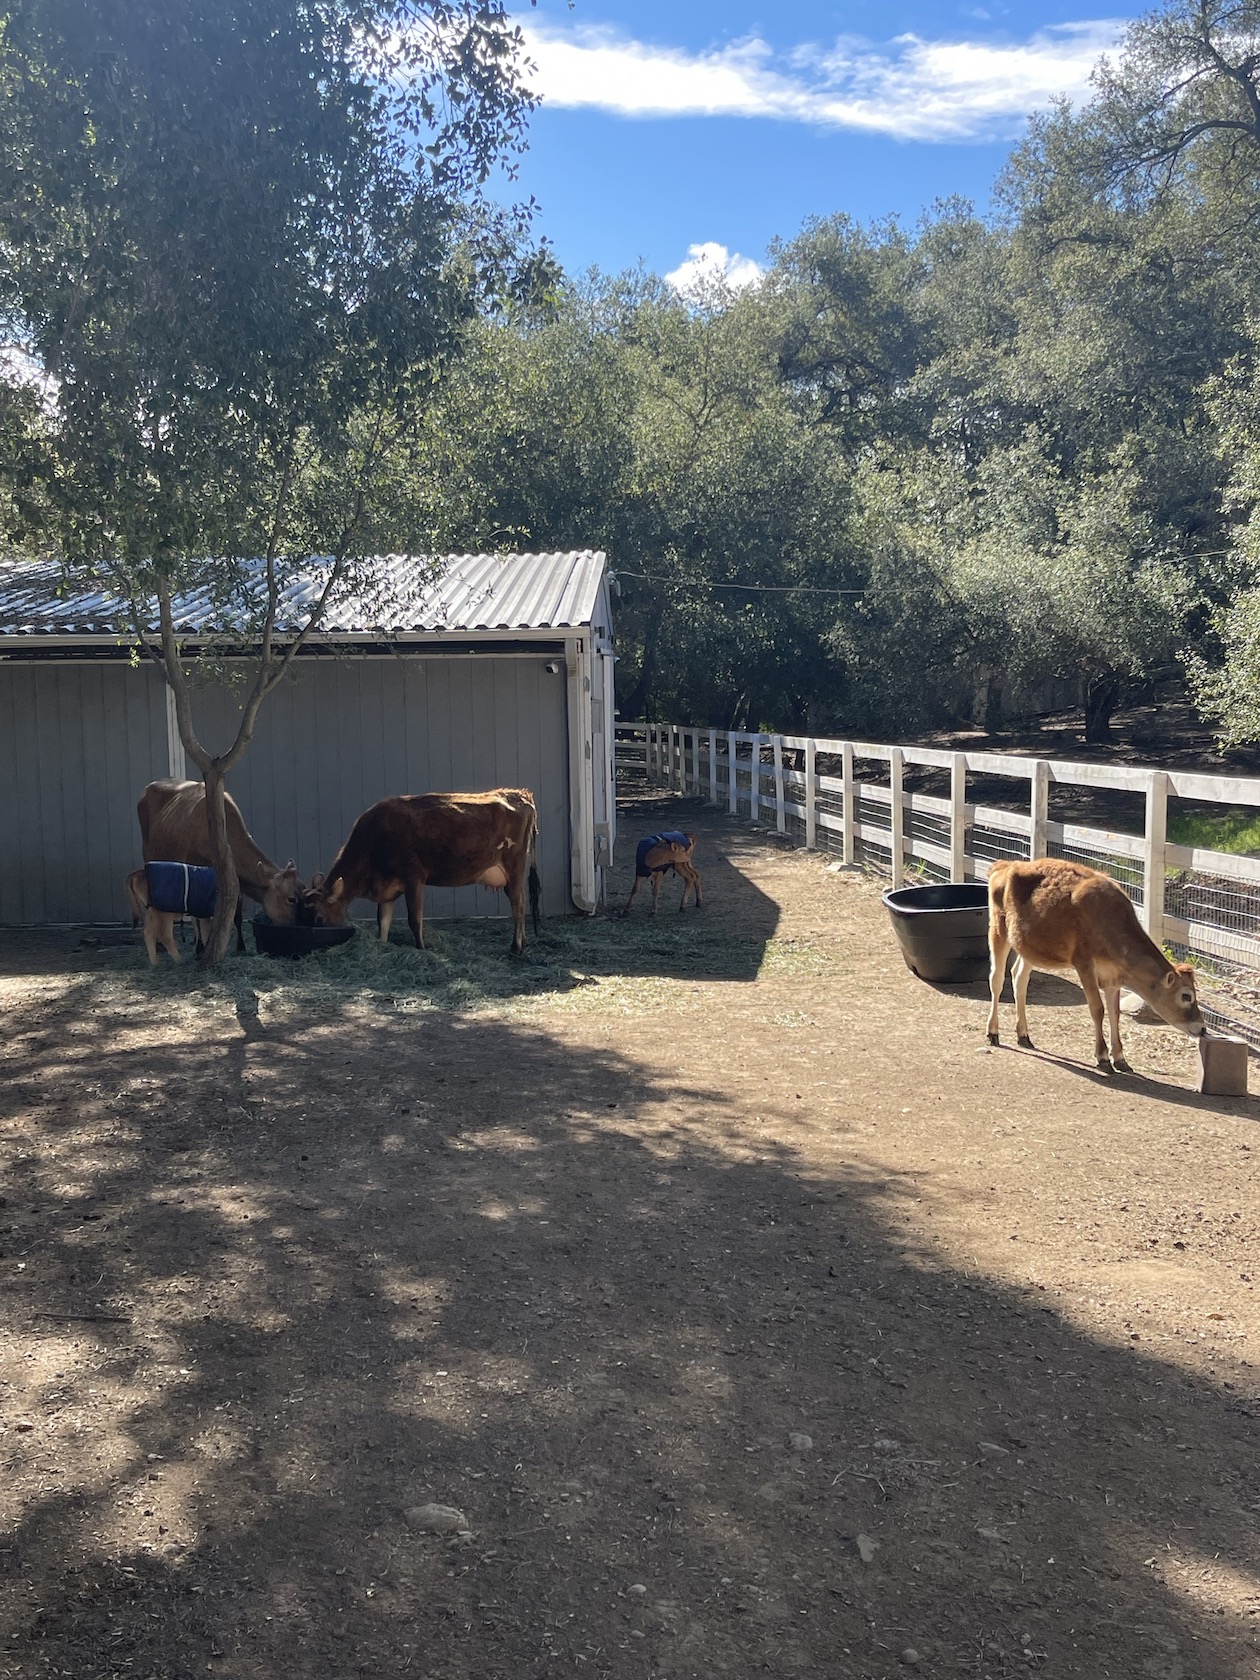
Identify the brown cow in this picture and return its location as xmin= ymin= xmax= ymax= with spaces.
xmin=308 ymin=789 xmax=541 ymax=954
xmin=126 ymin=867 xmax=211 ymax=965
xmin=620 ymin=831 xmax=702 ymax=917
xmin=987 ymin=857 xmax=1204 ymax=1071
xmin=138 ymin=779 xmax=304 ymax=952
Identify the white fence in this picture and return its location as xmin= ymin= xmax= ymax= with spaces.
xmin=617 ymin=722 xmax=1260 ymax=1042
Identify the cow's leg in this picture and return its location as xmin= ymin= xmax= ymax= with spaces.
xmin=1012 ymin=955 xmax=1034 ymax=1047
xmin=508 ymin=865 xmax=527 ymax=955
xmin=142 ymin=909 xmax=163 ymax=966
xmin=690 ymin=863 xmax=703 ymax=908
xmin=235 ymin=899 xmax=246 ymax=954
xmin=621 ymin=875 xmax=644 ymax=918
xmin=405 ymin=881 xmax=426 ymax=950
xmin=1105 ymin=986 xmax=1130 ymax=1072
xmin=378 ymin=898 xmax=397 ymax=944
xmin=650 ymin=871 xmax=663 ymax=917
xmin=987 ymin=922 xmax=1010 ymax=1045
xmin=1075 ymin=963 xmax=1110 ymax=1068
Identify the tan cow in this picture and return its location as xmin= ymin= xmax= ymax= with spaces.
xmin=986 ymin=857 xmax=1205 ymax=1071
xmin=308 ymin=789 xmax=541 ymax=954
xmin=138 ymin=779 xmax=304 ymax=951
xmin=620 ymin=830 xmax=702 ymax=917
xmin=126 ymin=867 xmax=211 ymax=965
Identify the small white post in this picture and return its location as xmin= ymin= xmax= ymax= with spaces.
xmin=889 ymin=746 xmax=904 ymax=889
xmin=773 ymin=736 xmax=786 ymax=834
xmin=671 ymin=725 xmax=681 ymax=791
xmin=950 ymin=752 xmax=967 ymax=882
xmin=728 ymin=731 xmax=738 ymax=815
xmin=804 ymin=737 xmax=817 ymax=850
xmin=1031 ymin=759 xmax=1049 ymax=860
xmin=749 ymin=735 xmax=761 ymax=823
xmin=841 ymin=741 xmax=855 ymax=866
xmin=709 ymin=728 xmax=718 ymax=804
xmin=646 ymin=724 xmax=655 ymax=782
xmin=1144 ymin=769 xmax=1168 ymax=946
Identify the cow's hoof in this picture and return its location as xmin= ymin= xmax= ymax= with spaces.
xmin=987 ymin=1032 xmax=1000 ymax=1046
xmin=1096 ymin=1057 xmax=1113 ymax=1072
xmin=1112 ymin=1057 xmax=1132 ymax=1073
xmin=1017 ymin=1034 xmax=1034 ymax=1049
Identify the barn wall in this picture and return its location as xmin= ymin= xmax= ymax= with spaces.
xmin=190 ymin=653 xmax=573 ymax=922
xmin=0 ymin=662 xmax=170 ymax=923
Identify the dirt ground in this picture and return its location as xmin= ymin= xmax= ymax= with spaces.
xmin=2 ymin=788 xmax=1259 ymax=1680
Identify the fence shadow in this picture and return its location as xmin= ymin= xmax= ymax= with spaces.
xmin=2 ymin=978 xmax=1257 ymax=1679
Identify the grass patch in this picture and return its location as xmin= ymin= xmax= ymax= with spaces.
xmin=62 ymin=912 xmax=804 ymax=1026
xmin=1168 ymin=807 xmax=1260 ymax=854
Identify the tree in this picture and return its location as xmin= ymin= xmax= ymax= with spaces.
xmin=0 ymin=0 xmax=535 ymax=959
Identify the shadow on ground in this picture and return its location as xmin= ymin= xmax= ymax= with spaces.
xmin=1 ymin=967 xmax=1257 ymax=1679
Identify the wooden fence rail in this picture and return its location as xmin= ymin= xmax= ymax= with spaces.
xmin=614 ymin=721 xmax=1260 ymax=987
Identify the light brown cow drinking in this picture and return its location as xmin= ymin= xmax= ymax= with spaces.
xmin=986 ymin=857 xmax=1205 ymax=1071
xmin=307 ymin=789 xmax=541 ymax=954
xmin=137 ymin=779 xmax=304 ymax=952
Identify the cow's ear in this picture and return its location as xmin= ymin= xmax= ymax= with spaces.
xmin=1163 ymin=969 xmax=1178 ymax=989
xmin=311 ymin=872 xmax=325 ymax=890
xmin=281 ymin=860 xmax=297 ymax=878
xmin=327 ymin=878 xmax=345 ymax=902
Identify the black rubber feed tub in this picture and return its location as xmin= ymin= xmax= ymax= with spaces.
xmin=882 ymin=882 xmax=991 ymax=983
xmin=253 ymin=913 xmax=357 ymax=960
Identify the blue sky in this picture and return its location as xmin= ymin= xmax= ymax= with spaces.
xmin=500 ymin=0 xmax=1131 ymax=286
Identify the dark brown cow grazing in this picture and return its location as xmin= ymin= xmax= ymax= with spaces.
xmin=987 ymin=857 xmax=1204 ymax=1071
xmin=308 ymin=789 xmax=541 ymax=955
xmin=138 ymin=779 xmax=304 ymax=951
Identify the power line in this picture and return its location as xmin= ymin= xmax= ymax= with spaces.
xmin=613 ymin=568 xmax=866 ymax=596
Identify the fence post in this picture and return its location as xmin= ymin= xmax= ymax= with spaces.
xmin=749 ymin=735 xmax=761 ymax=823
xmin=728 ymin=732 xmax=738 ymax=815
xmin=842 ymin=742 xmax=855 ymax=866
xmin=773 ymin=736 xmax=786 ymax=834
xmin=683 ymin=727 xmax=692 ymax=794
xmin=889 ymin=746 xmax=904 ymax=889
xmin=646 ymin=723 xmax=655 ymax=783
xmin=804 ymin=738 xmax=817 ymax=850
xmin=709 ymin=729 xmax=718 ymax=804
xmin=950 ymin=752 xmax=967 ymax=883
xmin=1031 ymin=759 xmax=1049 ymax=859
xmin=673 ymin=725 xmax=683 ymax=791
xmin=1144 ymin=769 xmax=1169 ymax=947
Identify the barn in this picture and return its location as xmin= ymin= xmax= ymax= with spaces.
xmin=0 ymin=551 xmax=617 ymax=928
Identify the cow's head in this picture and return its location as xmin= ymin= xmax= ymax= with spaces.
xmin=306 ymin=874 xmax=348 ymax=927
xmin=260 ymin=862 xmax=307 ymax=926
xmin=1151 ymin=963 xmax=1206 ymax=1036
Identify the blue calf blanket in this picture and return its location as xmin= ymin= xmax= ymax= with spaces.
xmin=635 ymin=831 xmax=691 ymax=878
xmin=145 ymin=862 xmax=218 ymax=919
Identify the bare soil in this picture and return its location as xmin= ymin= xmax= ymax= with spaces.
xmin=2 ymin=789 xmax=1259 ymax=1680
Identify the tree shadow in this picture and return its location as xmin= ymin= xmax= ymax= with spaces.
xmin=2 ymin=982 xmax=1257 ymax=1679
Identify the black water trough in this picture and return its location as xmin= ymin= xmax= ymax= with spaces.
xmin=253 ymin=913 xmax=357 ymax=960
xmin=882 ymin=882 xmax=991 ymax=983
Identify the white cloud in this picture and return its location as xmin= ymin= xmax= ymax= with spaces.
xmin=664 ymin=242 xmax=763 ymax=297
xmin=521 ymin=19 xmax=1124 ymax=142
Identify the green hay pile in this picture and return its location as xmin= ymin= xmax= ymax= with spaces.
xmin=74 ymin=913 xmax=827 ymax=1028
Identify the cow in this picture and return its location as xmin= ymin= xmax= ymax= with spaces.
xmin=620 ymin=831 xmax=702 ymax=917
xmin=986 ymin=857 xmax=1205 ymax=1071
xmin=126 ymin=866 xmax=212 ymax=965
xmin=307 ymin=789 xmax=541 ymax=955
xmin=137 ymin=779 xmax=305 ymax=952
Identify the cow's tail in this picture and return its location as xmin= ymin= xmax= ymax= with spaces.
xmin=126 ymin=868 xmax=148 ymax=927
xmin=528 ymin=803 xmax=541 ymax=936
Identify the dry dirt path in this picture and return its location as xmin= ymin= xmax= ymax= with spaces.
xmin=1 ymin=788 xmax=1258 ymax=1680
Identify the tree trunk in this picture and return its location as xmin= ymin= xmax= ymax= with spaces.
xmin=1083 ymin=676 xmax=1120 ymax=744
xmin=620 ymin=604 xmax=662 ymax=723
xmin=200 ymin=765 xmax=242 ymax=966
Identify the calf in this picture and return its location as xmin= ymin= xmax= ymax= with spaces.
xmin=308 ymin=789 xmax=541 ymax=955
xmin=138 ymin=779 xmax=304 ymax=950
xmin=620 ymin=831 xmax=702 ymax=916
xmin=126 ymin=867 xmax=211 ymax=965
xmin=987 ymin=857 xmax=1204 ymax=1071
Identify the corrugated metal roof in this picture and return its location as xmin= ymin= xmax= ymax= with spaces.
xmin=0 ymin=551 xmax=608 ymax=638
